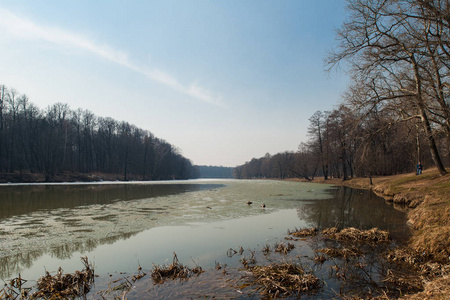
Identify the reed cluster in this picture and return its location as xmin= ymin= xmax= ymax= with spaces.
xmin=151 ymin=252 xmax=203 ymax=284
xmin=245 ymin=263 xmax=321 ymax=298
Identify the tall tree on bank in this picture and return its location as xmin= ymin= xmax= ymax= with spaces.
xmin=328 ymin=0 xmax=448 ymax=175
xmin=308 ymin=111 xmax=329 ymax=180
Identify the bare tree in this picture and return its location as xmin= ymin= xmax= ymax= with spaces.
xmin=328 ymin=0 xmax=448 ymax=175
xmin=308 ymin=111 xmax=329 ymax=179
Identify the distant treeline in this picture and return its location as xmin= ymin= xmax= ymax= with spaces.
xmin=0 ymin=85 xmax=198 ymax=181
xmin=196 ymin=165 xmax=234 ymax=178
xmin=235 ymin=0 xmax=450 ymax=180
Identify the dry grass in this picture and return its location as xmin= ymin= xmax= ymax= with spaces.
xmin=246 ymin=262 xmax=321 ymax=298
xmin=383 ymin=269 xmax=423 ymax=295
xmin=308 ymin=168 xmax=450 ymax=299
xmin=387 ymin=248 xmax=424 ymax=265
xmin=0 ymin=258 xmax=94 ymax=299
xmin=317 ymin=247 xmax=362 ymax=259
xmin=274 ymin=242 xmax=295 ymax=254
xmin=226 ymin=246 xmax=244 ymax=257
xmin=365 ymin=169 xmax=450 ymax=264
xmin=262 ymin=244 xmax=271 ymax=255
xmin=288 ymin=227 xmax=318 ymax=238
xmin=400 ymin=275 xmax=450 ymax=300
xmin=0 ymin=274 xmax=30 ymax=299
xmin=314 ymin=253 xmax=327 ymax=264
xmin=33 ymin=256 xmax=94 ymax=299
xmin=322 ymin=227 xmax=391 ymax=244
xmin=240 ymin=250 xmax=257 ymax=267
xmin=151 ymin=252 xmax=203 ymax=284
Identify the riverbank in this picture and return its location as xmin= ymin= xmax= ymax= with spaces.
xmin=0 ymin=171 xmax=168 ymax=183
xmin=1 ymin=170 xmax=448 ymax=298
xmin=0 ymin=171 xmax=122 ymax=183
xmin=309 ymin=168 xmax=450 ymax=299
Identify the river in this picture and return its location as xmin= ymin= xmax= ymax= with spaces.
xmin=0 ymin=179 xmax=410 ymax=298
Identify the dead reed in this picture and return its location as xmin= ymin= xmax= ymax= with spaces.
xmin=0 ymin=273 xmax=30 ymax=299
xmin=383 ymin=269 xmax=423 ymax=294
xmin=386 ymin=247 xmax=424 ymax=265
xmin=131 ymin=266 xmax=146 ymax=282
xmin=314 ymin=253 xmax=326 ymax=264
xmin=240 ymin=250 xmax=257 ymax=267
xmin=274 ymin=242 xmax=295 ymax=254
xmin=322 ymin=227 xmax=391 ymax=244
xmin=288 ymin=227 xmax=318 ymax=238
xmin=419 ymin=262 xmax=450 ymax=278
xmin=32 ymin=256 xmax=94 ymax=299
xmin=317 ymin=247 xmax=361 ymax=259
xmin=245 ymin=262 xmax=321 ymax=297
xmin=151 ymin=252 xmax=203 ymax=284
xmin=226 ymin=246 xmax=244 ymax=257
xmin=262 ymin=244 xmax=271 ymax=255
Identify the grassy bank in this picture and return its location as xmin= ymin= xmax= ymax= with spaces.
xmin=310 ymin=168 xmax=450 ymax=299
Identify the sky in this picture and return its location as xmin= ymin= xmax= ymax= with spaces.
xmin=0 ymin=0 xmax=349 ymax=167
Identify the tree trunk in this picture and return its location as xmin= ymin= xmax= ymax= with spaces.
xmin=341 ymin=145 xmax=348 ymax=181
xmin=412 ymin=55 xmax=447 ymax=175
xmin=418 ymin=101 xmax=447 ymax=175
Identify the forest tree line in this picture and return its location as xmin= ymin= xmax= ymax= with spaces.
xmin=197 ymin=165 xmax=234 ymax=178
xmin=0 ymin=86 xmax=198 ymax=181
xmin=235 ymin=0 xmax=450 ymax=180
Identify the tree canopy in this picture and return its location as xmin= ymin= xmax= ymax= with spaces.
xmin=0 ymin=85 xmax=198 ymax=181
xmin=236 ymin=0 xmax=449 ymax=180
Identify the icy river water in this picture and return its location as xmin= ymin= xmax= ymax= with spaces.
xmin=0 ymin=179 xmax=410 ymax=298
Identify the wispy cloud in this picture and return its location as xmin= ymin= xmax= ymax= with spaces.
xmin=0 ymin=8 xmax=222 ymax=106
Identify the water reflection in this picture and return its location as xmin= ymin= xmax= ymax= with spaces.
xmin=0 ymin=233 xmax=140 ymax=280
xmin=0 ymin=183 xmax=224 ymax=278
xmin=0 ymin=250 xmax=42 ymax=281
xmin=0 ymin=181 xmax=410 ymax=285
xmin=298 ymin=187 xmax=411 ymax=242
xmin=0 ymin=183 xmax=223 ymax=219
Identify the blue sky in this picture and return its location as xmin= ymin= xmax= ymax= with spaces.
xmin=0 ymin=0 xmax=348 ymax=167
